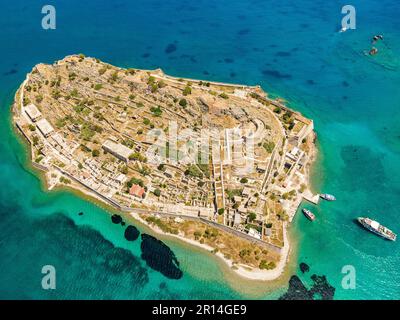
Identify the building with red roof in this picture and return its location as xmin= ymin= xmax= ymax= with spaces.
xmin=129 ymin=184 xmax=145 ymax=198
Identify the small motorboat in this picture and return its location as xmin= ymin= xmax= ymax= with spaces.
xmin=369 ymin=47 xmax=378 ymax=55
xmin=339 ymin=26 xmax=348 ymax=33
xmin=302 ymin=209 xmax=315 ymax=221
xmin=372 ymin=34 xmax=384 ymax=43
xmin=320 ymin=194 xmax=336 ymax=201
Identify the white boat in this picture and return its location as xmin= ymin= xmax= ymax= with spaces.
xmin=302 ymin=209 xmax=315 ymax=221
xmin=320 ymin=194 xmax=336 ymax=201
xmin=358 ymin=217 xmax=396 ymax=241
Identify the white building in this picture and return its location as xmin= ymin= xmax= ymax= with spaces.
xmin=36 ymin=118 xmax=54 ymax=137
xmin=24 ymin=104 xmax=41 ymax=122
xmin=102 ymin=140 xmax=133 ymax=162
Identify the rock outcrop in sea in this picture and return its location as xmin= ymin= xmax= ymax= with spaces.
xmin=140 ymin=234 xmax=183 ymax=279
xmin=124 ymin=225 xmax=140 ymax=241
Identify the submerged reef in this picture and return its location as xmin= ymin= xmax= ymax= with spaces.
xmin=140 ymin=234 xmax=183 ymax=279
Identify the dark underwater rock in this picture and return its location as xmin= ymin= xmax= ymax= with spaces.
xmin=111 ymin=214 xmax=122 ymax=224
xmin=124 ymin=225 xmax=140 ymax=241
xmin=78 ymin=212 xmax=84 ymax=216
xmin=279 ymin=273 xmax=335 ymax=300
xmin=279 ymin=275 xmax=312 ymax=300
xmin=309 ymin=274 xmax=335 ymax=300
xmin=300 ymin=262 xmax=310 ymax=273
xmin=165 ymin=43 xmax=177 ymax=54
xmin=140 ymin=234 xmax=183 ymax=279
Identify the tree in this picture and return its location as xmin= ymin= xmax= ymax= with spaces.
xmin=240 ymin=177 xmax=248 ymax=184
xmin=92 ymin=149 xmax=100 ymax=157
xmin=150 ymin=106 xmax=162 ymax=117
xmin=248 ymin=212 xmax=257 ymax=222
xmin=179 ymin=98 xmax=187 ymax=107
xmin=153 ymin=188 xmax=161 ymax=197
xmin=263 ymin=141 xmax=275 ymax=153
xmin=183 ymin=86 xmax=192 ymax=96
xmin=194 ymin=231 xmax=202 ymax=240
xmin=218 ymin=208 xmax=225 ymax=215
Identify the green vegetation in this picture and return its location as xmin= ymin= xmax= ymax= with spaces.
xmin=282 ymin=189 xmax=297 ymax=200
xmin=143 ymin=118 xmax=151 ymax=126
xmin=263 ymin=141 xmax=275 ymax=153
xmin=120 ymin=165 xmax=128 ymax=174
xmin=129 ymin=152 xmax=147 ymax=163
xmin=35 ymin=94 xmax=43 ymax=103
xmin=98 ymin=67 xmax=107 ymax=75
xmin=240 ymin=177 xmax=248 ymax=184
xmin=59 ymin=176 xmax=71 ymax=184
xmin=226 ymin=188 xmax=242 ymax=200
xmin=92 ymin=149 xmax=100 ymax=157
xmin=179 ymin=98 xmax=187 ymax=107
xmin=273 ymin=106 xmax=281 ymax=114
xmin=126 ymin=177 xmax=144 ymax=189
xmin=35 ymin=156 xmax=43 ymax=163
xmin=80 ymin=122 xmax=103 ymax=141
xmin=150 ymin=105 xmax=162 ymax=117
xmin=219 ymin=92 xmax=229 ymax=99
xmin=217 ymin=208 xmax=225 ymax=215
xmin=184 ymin=164 xmax=203 ymax=179
xmin=28 ymin=124 xmax=36 ymax=131
xmin=153 ymin=188 xmax=161 ymax=197
xmin=145 ymin=216 xmax=178 ymax=235
xmin=110 ymin=70 xmax=118 ymax=82
xmin=194 ymin=231 xmax=202 ymax=240
xmin=94 ymin=83 xmax=103 ymax=90
xmin=259 ymin=260 xmax=276 ymax=270
xmin=183 ymin=85 xmax=192 ymax=96
xmin=248 ymin=212 xmax=257 ymax=222
xmin=197 ymin=163 xmax=210 ymax=178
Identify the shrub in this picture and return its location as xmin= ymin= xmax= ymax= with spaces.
xmin=150 ymin=106 xmax=162 ymax=117
xmin=179 ymin=98 xmax=187 ymax=107
xmin=263 ymin=141 xmax=275 ymax=153
xmin=183 ymin=86 xmax=192 ymax=96
xmin=248 ymin=212 xmax=257 ymax=222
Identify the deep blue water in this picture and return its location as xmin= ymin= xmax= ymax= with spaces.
xmin=0 ymin=0 xmax=399 ymax=299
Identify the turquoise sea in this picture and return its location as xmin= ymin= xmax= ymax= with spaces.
xmin=0 ymin=0 xmax=399 ymax=299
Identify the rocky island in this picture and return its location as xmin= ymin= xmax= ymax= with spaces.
xmin=12 ymin=54 xmax=318 ymax=280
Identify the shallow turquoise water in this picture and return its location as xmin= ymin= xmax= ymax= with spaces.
xmin=0 ymin=0 xmax=399 ymax=299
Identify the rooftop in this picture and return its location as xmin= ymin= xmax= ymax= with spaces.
xmin=102 ymin=140 xmax=133 ymax=160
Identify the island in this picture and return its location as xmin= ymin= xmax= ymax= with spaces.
xmin=12 ymin=54 xmax=318 ymax=280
